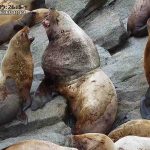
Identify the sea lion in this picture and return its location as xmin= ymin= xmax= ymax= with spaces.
xmin=140 ymin=18 xmax=150 ymax=118
xmin=1 ymin=26 xmax=34 ymax=111
xmin=108 ymin=119 xmax=150 ymax=142
xmin=71 ymin=133 xmax=116 ymax=150
xmin=127 ymin=0 xmax=150 ymax=37
xmin=32 ymin=10 xmax=117 ymax=134
xmin=3 ymin=140 xmax=77 ymax=150
xmin=0 ymin=77 xmax=21 ymax=125
xmin=74 ymin=0 xmax=107 ymax=23
xmin=0 ymin=11 xmax=36 ymax=45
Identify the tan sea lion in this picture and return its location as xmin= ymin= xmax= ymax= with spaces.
xmin=127 ymin=0 xmax=150 ymax=37
xmin=3 ymin=140 xmax=77 ymax=150
xmin=71 ymin=133 xmax=116 ymax=150
xmin=108 ymin=119 xmax=150 ymax=142
xmin=140 ymin=19 xmax=150 ymax=118
xmin=31 ymin=10 xmax=117 ymax=134
xmin=1 ymin=26 xmax=34 ymax=112
xmin=0 ymin=11 xmax=36 ymax=45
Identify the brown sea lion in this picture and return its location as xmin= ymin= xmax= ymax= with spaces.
xmin=0 ymin=11 xmax=36 ymax=45
xmin=74 ymin=0 xmax=107 ymax=23
xmin=127 ymin=0 xmax=150 ymax=37
xmin=140 ymin=19 xmax=150 ymax=118
xmin=3 ymin=140 xmax=77 ymax=150
xmin=71 ymin=133 xmax=116 ymax=150
xmin=31 ymin=10 xmax=117 ymax=134
xmin=108 ymin=119 xmax=150 ymax=142
xmin=0 ymin=77 xmax=21 ymax=125
xmin=1 ymin=26 xmax=34 ymax=111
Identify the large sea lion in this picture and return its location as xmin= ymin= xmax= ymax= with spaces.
xmin=0 ymin=11 xmax=36 ymax=45
xmin=1 ymin=26 xmax=34 ymax=112
xmin=3 ymin=140 xmax=77 ymax=150
xmin=140 ymin=19 xmax=150 ymax=118
xmin=108 ymin=119 xmax=150 ymax=142
xmin=74 ymin=0 xmax=107 ymax=23
xmin=31 ymin=10 xmax=117 ymax=134
xmin=127 ymin=0 xmax=150 ymax=37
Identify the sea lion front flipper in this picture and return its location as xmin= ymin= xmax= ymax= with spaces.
xmin=140 ymin=87 xmax=150 ymax=119
xmin=31 ymin=78 xmax=57 ymax=111
xmin=133 ymin=24 xmax=148 ymax=37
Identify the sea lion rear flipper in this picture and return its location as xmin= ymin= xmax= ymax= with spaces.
xmin=133 ymin=24 xmax=148 ymax=37
xmin=31 ymin=78 xmax=57 ymax=111
xmin=140 ymin=87 xmax=150 ymax=119
xmin=23 ymin=95 xmax=32 ymax=111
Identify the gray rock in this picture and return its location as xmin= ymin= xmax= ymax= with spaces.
xmin=102 ymin=36 xmax=148 ymax=128
xmin=80 ymin=11 xmax=128 ymax=51
xmin=0 ymin=96 xmax=67 ymax=140
xmin=96 ymin=45 xmax=111 ymax=67
xmin=30 ymin=24 xmax=49 ymax=66
xmin=0 ymin=122 xmax=72 ymax=149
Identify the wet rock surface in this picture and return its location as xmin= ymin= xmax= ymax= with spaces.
xmin=0 ymin=0 xmax=148 ymax=148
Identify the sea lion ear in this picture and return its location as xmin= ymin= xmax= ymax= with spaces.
xmin=13 ymin=24 xmax=24 ymax=31
xmin=147 ymin=19 xmax=150 ymax=35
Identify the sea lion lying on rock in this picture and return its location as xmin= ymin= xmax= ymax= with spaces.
xmin=71 ymin=133 xmax=150 ymax=150
xmin=140 ymin=19 xmax=150 ymax=118
xmin=74 ymin=0 xmax=108 ymax=23
xmin=127 ymin=0 xmax=150 ymax=37
xmin=0 ymin=11 xmax=36 ymax=45
xmin=3 ymin=140 xmax=77 ymax=150
xmin=32 ymin=10 xmax=117 ymax=134
xmin=108 ymin=119 xmax=150 ymax=142
xmin=1 ymin=26 xmax=34 ymax=114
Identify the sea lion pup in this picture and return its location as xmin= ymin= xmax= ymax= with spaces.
xmin=0 ymin=11 xmax=36 ymax=45
xmin=0 ymin=77 xmax=21 ymax=125
xmin=32 ymin=10 xmax=117 ymax=134
xmin=3 ymin=140 xmax=77 ymax=150
xmin=141 ymin=19 xmax=150 ymax=119
xmin=108 ymin=119 xmax=150 ymax=142
xmin=1 ymin=26 xmax=34 ymax=111
xmin=70 ymin=133 xmax=116 ymax=150
xmin=74 ymin=0 xmax=107 ymax=23
xmin=127 ymin=0 xmax=150 ymax=37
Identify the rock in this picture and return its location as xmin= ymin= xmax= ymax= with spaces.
xmin=30 ymin=24 xmax=49 ymax=66
xmin=79 ymin=11 xmax=128 ymax=51
xmin=33 ymin=66 xmax=44 ymax=81
xmin=0 ymin=122 xmax=72 ymax=149
xmin=0 ymin=96 xmax=67 ymax=140
xmin=102 ymin=36 xmax=148 ymax=128
xmin=96 ymin=45 xmax=111 ymax=67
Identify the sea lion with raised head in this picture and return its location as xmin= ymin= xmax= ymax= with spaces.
xmin=31 ymin=10 xmax=117 ymax=134
xmin=1 ymin=26 xmax=34 ymax=112
xmin=127 ymin=0 xmax=150 ymax=37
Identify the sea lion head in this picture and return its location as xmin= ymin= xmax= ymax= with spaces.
xmin=71 ymin=133 xmax=116 ymax=150
xmin=10 ymin=26 xmax=35 ymax=51
xmin=32 ymin=8 xmax=49 ymax=24
xmin=42 ymin=9 xmax=75 ymax=41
